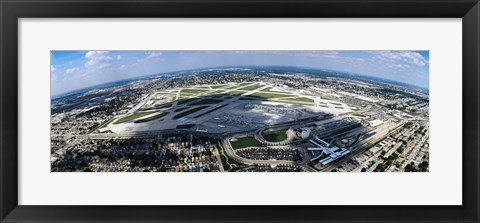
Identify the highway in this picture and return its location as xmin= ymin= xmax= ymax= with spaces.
xmin=212 ymin=149 xmax=225 ymax=172
xmin=320 ymin=120 xmax=404 ymax=172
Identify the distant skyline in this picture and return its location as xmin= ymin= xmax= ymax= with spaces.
xmin=51 ymin=50 xmax=429 ymax=96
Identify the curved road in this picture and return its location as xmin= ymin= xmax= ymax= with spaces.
xmin=221 ymin=139 xmax=317 ymax=172
xmin=254 ymin=128 xmax=295 ymax=146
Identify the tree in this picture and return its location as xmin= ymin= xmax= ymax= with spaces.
xmin=418 ymin=161 xmax=429 ymax=172
xmin=204 ymin=149 xmax=212 ymax=156
xmin=376 ymin=163 xmax=386 ymax=172
xmin=405 ymin=164 xmax=417 ymax=172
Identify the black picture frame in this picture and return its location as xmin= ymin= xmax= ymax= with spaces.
xmin=1 ymin=0 xmax=479 ymax=222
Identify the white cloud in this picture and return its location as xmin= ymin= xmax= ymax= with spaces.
xmin=396 ymin=64 xmax=410 ymax=68
xmin=66 ymin=67 xmax=79 ymax=74
xmin=85 ymin=51 xmax=108 ymax=58
xmin=117 ymin=55 xmax=122 ymax=60
xmin=51 ymin=65 xmax=57 ymax=81
xmin=97 ymin=63 xmax=111 ymax=69
xmin=118 ymin=64 xmax=127 ymax=70
xmin=266 ymin=51 xmax=340 ymax=59
xmin=133 ymin=51 xmax=163 ymax=66
xmin=84 ymin=51 xmax=112 ymax=68
xmin=372 ymin=51 xmax=428 ymax=67
xmin=146 ymin=51 xmax=162 ymax=59
xmin=388 ymin=63 xmax=410 ymax=70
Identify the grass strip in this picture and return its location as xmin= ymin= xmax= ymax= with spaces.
xmin=134 ymin=112 xmax=168 ymax=123
xmin=113 ymin=111 xmax=157 ymax=124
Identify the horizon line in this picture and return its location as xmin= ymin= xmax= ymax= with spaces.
xmin=51 ymin=65 xmax=428 ymax=98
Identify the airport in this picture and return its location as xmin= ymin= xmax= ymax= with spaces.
xmin=51 ymin=67 xmax=429 ymax=172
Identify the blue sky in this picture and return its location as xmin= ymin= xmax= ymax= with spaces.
xmin=51 ymin=50 xmax=429 ymax=96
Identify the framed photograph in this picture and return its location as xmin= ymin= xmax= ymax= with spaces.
xmin=1 ymin=0 xmax=479 ymax=222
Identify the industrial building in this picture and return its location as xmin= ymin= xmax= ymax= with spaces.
xmin=369 ymin=119 xmax=384 ymax=127
xmin=307 ymin=146 xmax=350 ymax=166
xmin=313 ymin=118 xmax=362 ymax=139
xmin=307 ymin=137 xmax=351 ymax=166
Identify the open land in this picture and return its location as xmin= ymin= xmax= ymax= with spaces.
xmin=51 ymin=67 xmax=429 ymax=172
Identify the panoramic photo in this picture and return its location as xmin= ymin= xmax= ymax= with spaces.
xmin=51 ymin=50 xmax=429 ymax=172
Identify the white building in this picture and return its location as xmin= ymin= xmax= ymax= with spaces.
xmin=369 ymin=119 xmax=384 ymax=127
xmin=300 ymin=128 xmax=311 ymax=139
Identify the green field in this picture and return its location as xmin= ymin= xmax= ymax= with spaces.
xmin=188 ymin=98 xmax=224 ymax=106
xmin=328 ymin=101 xmax=343 ymax=106
xmin=250 ymin=92 xmax=293 ymax=98
xmin=237 ymin=84 xmax=264 ymax=91
xmin=282 ymin=97 xmax=314 ymax=103
xmin=259 ymin=87 xmax=288 ymax=94
xmin=211 ymin=84 xmax=231 ymax=89
xmin=181 ymin=88 xmax=210 ymax=94
xmin=262 ymin=130 xmax=288 ymax=142
xmin=260 ymin=87 xmax=273 ymax=92
xmin=113 ymin=111 xmax=157 ymax=124
xmin=230 ymin=137 xmax=262 ymax=150
xmin=225 ymin=85 xmax=241 ymax=90
xmin=335 ymin=106 xmax=344 ymax=109
xmin=134 ymin=112 xmax=168 ymax=123
xmin=173 ymin=106 xmax=210 ymax=119
xmin=193 ymin=86 xmax=210 ymax=89
xmin=273 ymin=100 xmax=314 ymax=106
xmin=179 ymin=93 xmax=198 ymax=98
